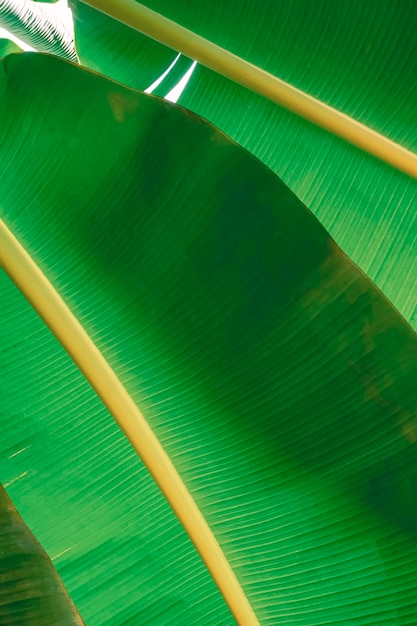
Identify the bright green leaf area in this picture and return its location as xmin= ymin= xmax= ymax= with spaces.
xmin=70 ymin=0 xmax=417 ymax=329
xmin=0 ymin=38 xmax=22 ymax=57
xmin=1 ymin=53 xmax=417 ymax=625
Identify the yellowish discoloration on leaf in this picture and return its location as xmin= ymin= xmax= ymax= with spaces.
xmin=107 ymin=91 xmax=139 ymax=122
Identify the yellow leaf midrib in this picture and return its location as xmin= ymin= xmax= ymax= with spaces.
xmin=0 ymin=217 xmax=260 ymax=626
xmin=80 ymin=0 xmax=417 ymax=178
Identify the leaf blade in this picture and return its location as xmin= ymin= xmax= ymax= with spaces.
xmin=0 ymin=215 xmax=260 ymax=626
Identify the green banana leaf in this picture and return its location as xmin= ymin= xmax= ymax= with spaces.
xmin=1 ymin=51 xmax=417 ymax=625
xmin=69 ymin=0 xmax=417 ymax=330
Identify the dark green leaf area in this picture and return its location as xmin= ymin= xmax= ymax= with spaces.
xmin=0 ymin=485 xmax=84 ymax=625
xmin=67 ymin=61 xmax=417 ymax=530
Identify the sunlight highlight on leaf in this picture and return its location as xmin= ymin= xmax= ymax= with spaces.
xmin=144 ymin=51 xmax=180 ymax=93
xmin=165 ymin=59 xmax=197 ymax=103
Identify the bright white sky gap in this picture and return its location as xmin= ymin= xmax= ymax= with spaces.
xmin=0 ymin=0 xmax=71 ymax=51
xmin=0 ymin=0 xmax=196 ymax=99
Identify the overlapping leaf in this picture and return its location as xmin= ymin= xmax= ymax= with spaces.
xmin=0 ymin=484 xmax=84 ymax=625
xmin=70 ymin=0 xmax=417 ymax=329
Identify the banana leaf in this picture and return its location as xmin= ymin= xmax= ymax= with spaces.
xmin=1 ymin=52 xmax=417 ymax=625
xmin=69 ymin=0 xmax=417 ymax=331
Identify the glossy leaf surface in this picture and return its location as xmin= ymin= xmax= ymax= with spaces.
xmin=70 ymin=0 xmax=417 ymax=329
xmin=1 ymin=53 xmax=417 ymax=625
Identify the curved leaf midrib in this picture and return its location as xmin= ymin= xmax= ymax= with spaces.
xmin=0 ymin=217 xmax=260 ymax=626
xmin=79 ymin=0 xmax=417 ymax=178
